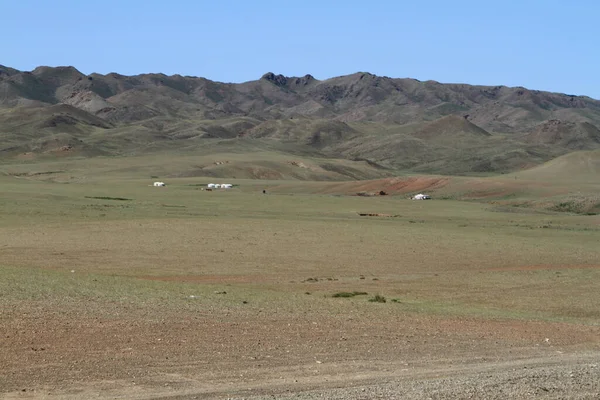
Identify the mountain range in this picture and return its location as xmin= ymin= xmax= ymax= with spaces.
xmin=2 ymin=65 xmax=600 ymax=176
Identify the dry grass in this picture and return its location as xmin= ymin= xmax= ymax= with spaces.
xmin=1 ymin=172 xmax=600 ymax=398
xmin=1 ymin=175 xmax=599 ymax=319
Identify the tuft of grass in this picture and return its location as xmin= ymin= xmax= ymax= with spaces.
xmin=368 ymin=294 xmax=387 ymax=303
xmin=553 ymin=201 xmax=580 ymax=213
xmin=331 ymin=291 xmax=368 ymax=298
xmin=302 ymin=277 xmax=319 ymax=283
xmin=85 ymin=196 xmax=132 ymax=201
xmin=186 ymin=183 xmax=240 ymax=187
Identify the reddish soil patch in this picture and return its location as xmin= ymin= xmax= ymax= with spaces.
xmin=487 ymin=264 xmax=600 ymax=272
xmin=383 ymin=177 xmax=450 ymax=193
xmin=15 ymin=152 xmax=36 ymax=160
xmin=318 ymin=176 xmax=451 ymax=196
xmin=137 ymin=274 xmax=273 ymax=284
xmin=359 ymin=177 xmax=450 ymax=194
xmin=462 ymin=189 xmax=515 ymax=199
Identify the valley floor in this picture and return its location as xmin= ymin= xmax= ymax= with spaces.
xmin=1 ymin=175 xmax=599 ymax=399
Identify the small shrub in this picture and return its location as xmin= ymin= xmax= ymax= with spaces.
xmin=553 ymin=201 xmax=587 ymax=214
xmin=332 ymin=291 xmax=368 ymax=298
xmin=369 ymin=294 xmax=387 ymax=303
xmin=332 ymin=292 xmax=354 ymax=298
xmin=391 ymin=298 xmax=401 ymax=303
xmin=85 ymin=196 xmax=132 ymax=201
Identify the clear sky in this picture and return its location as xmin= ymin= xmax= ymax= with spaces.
xmin=2 ymin=0 xmax=598 ymax=98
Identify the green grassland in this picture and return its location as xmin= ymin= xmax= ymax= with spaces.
xmin=1 ymin=163 xmax=599 ymax=325
xmin=2 ymin=154 xmax=600 ymax=398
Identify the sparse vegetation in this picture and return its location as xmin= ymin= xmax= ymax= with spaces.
xmin=3 ymin=29 xmax=600 ymax=400
xmin=2 ymin=66 xmax=600 ymax=176
xmin=554 ymin=201 xmax=581 ymax=213
xmin=84 ymin=196 xmax=132 ymax=201
xmin=369 ymin=294 xmax=387 ymax=303
xmin=331 ymin=291 xmax=368 ymax=298
xmin=1 ymin=99 xmax=599 ymax=398
xmin=2 ymin=171 xmax=600 ymax=399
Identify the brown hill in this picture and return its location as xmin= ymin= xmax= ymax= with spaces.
xmin=412 ymin=115 xmax=491 ymax=140
xmin=0 ymin=104 xmax=112 ymax=156
xmin=522 ymin=119 xmax=600 ymax=150
xmin=2 ymin=65 xmax=600 ymax=131
xmin=240 ymin=118 xmax=358 ymax=148
xmin=513 ymin=149 xmax=600 ymax=183
xmin=2 ymin=64 xmax=600 ymax=175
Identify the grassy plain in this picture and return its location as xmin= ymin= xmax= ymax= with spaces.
xmin=1 ymin=163 xmax=600 ymax=398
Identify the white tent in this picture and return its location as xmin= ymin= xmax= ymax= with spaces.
xmin=153 ymin=181 xmax=166 ymax=187
xmin=214 ymin=184 xmax=221 ymax=189
xmin=221 ymin=183 xmax=233 ymax=189
xmin=412 ymin=193 xmax=431 ymax=200
xmin=207 ymin=183 xmax=216 ymax=189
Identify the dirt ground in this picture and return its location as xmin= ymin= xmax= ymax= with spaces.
xmin=1 ymin=180 xmax=600 ymax=399
xmin=2 ymin=299 xmax=599 ymax=399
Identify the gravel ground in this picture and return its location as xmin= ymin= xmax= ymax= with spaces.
xmin=231 ymin=359 xmax=600 ymax=400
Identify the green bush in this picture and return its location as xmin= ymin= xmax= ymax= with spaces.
xmin=369 ymin=294 xmax=387 ymax=303
xmin=85 ymin=196 xmax=132 ymax=201
xmin=331 ymin=291 xmax=368 ymax=298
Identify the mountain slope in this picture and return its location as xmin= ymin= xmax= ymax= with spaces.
xmin=412 ymin=115 xmax=491 ymax=140
xmin=3 ymin=65 xmax=600 ymax=131
xmin=2 ymin=65 xmax=600 ymax=176
xmin=513 ymin=149 xmax=600 ymax=183
xmin=522 ymin=120 xmax=600 ymax=150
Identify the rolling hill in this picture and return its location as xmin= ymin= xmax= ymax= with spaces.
xmin=522 ymin=120 xmax=600 ymax=150
xmin=411 ymin=115 xmax=491 ymax=140
xmin=513 ymin=149 xmax=600 ymax=183
xmin=2 ymin=64 xmax=600 ymax=176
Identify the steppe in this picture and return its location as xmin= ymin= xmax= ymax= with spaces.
xmin=1 ymin=153 xmax=600 ymax=399
xmin=2 ymin=65 xmax=600 ymax=398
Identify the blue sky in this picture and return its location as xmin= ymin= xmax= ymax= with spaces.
xmin=2 ymin=0 xmax=598 ymax=98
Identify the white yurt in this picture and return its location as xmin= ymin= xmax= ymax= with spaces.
xmin=412 ymin=193 xmax=431 ymax=200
